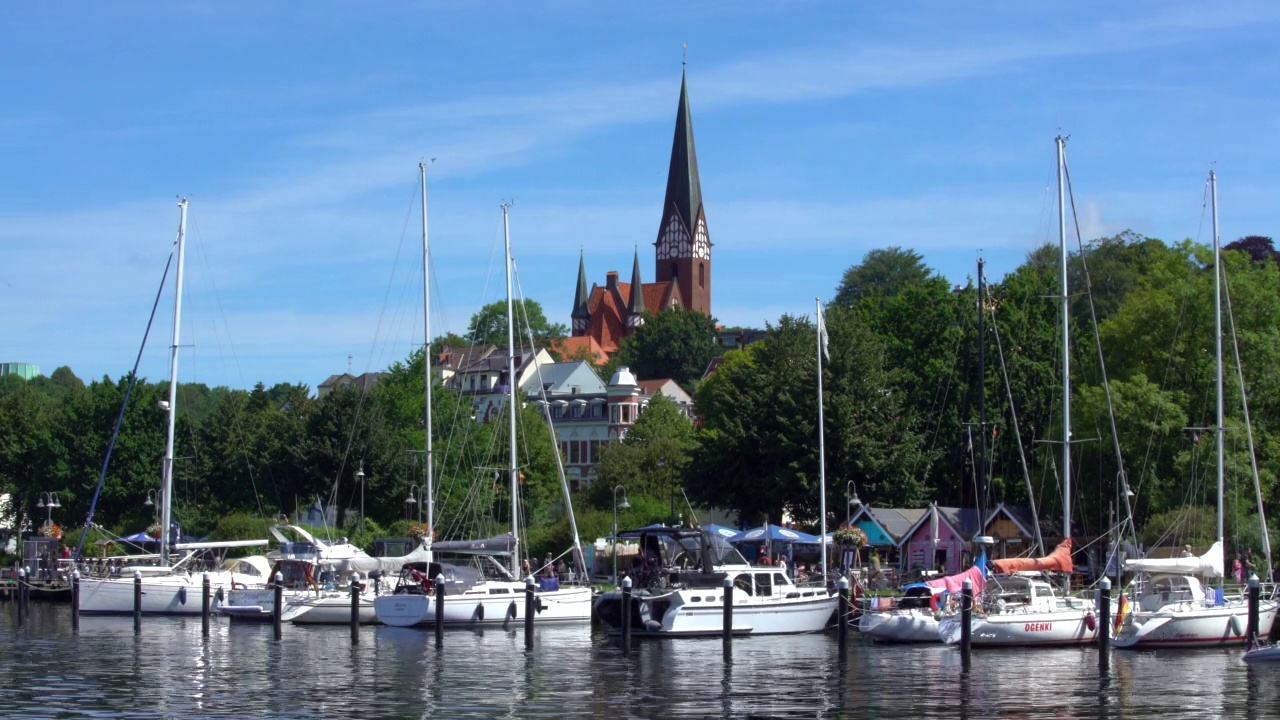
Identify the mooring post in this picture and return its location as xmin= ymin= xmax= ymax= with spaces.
xmin=960 ymin=578 xmax=973 ymax=660
xmin=1098 ymin=577 xmax=1111 ymax=668
xmin=434 ymin=574 xmax=445 ymax=647
xmin=71 ymin=570 xmax=80 ymax=633
xmin=16 ymin=568 xmax=26 ymax=627
xmin=1248 ymin=574 xmax=1260 ymax=647
xmin=133 ymin=570 xmax=143 ymax=634
xmin=838 ymin=577 xmax=850 ymax=659
xmin=621 ymin=575 xmax=632 ymax=652
xmin=201 ymin=573 xmax=211 ymax=637
xmin=272 ymin=571 xmax=283 ymax=640
xmin=524 ymin=576 xmax=535 ymax=650
xmin=350 ymin=572 xmax=361 ymax=645
xmin=722 ymin=575 xmax=733 ymax=646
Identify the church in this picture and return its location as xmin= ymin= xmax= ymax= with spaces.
xmin=565 ymin=69 xmax=713 ymax=357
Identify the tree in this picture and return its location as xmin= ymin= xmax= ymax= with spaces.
xmin=1224 ymin=235 xmax=1279 ymax=268
xmin=833 ymin=247 xmax=935 ymax=308
xmin=466 ymin=299 xmax=567 ymax=347
xmin=612 ymin=308 xmax=718 ymax=390
xmin=586 ymin=393 xmax=695 ymax=518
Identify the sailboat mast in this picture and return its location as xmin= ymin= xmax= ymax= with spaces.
xmin=1211 ymin=170 xmax=1224 ymax=552
xmin=420 ymin=162 xmax=434 ymax=562
xmin=1056 ymin=135 xmax=1071 ymax=591
xmin=977 ymin=257 xmax=987 ymax=527
xmin=159 ymin=198 xmax=188 ymax=566
xmin=502 ymin=203 xmax=520 ymax=577
xmin=815 ymin=298 xmax=827 ymax=575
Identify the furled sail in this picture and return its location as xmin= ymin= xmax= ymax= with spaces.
xmin=1122 ymin=540 xmax=1224 ymax=578
xmin=991 ymin=538 xmax=1073 ymax=574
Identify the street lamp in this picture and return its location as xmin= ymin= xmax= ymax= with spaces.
xmin=846 ymin=481 xmax=862 ymax=525
xmin=405 ymin=484 xmax=427 ymax=524
xmin=356 ymin=463 xmax=366 ymax=539
xmin=36 ymin=492 xmax=60 ymax=527
xmin=612 ymin=485 xmax=631 ymax=584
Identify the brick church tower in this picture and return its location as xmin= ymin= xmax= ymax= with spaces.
xmin=567 ymin=69 xmax=712 ymax=356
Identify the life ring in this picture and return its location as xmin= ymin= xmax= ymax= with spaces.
xmin=930 ymin=591 xmax=946 ymax=612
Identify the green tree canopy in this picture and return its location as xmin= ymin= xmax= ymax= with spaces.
xmin=466 ymin=299 xmax=567 ymax=347
xmin=612 ymin=308 xmax=718 ymax=390
xmin=833 ymin=246 xmax=936 ymax=308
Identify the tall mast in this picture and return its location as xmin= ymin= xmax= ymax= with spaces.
xmin=502 ymin=203 xmax=520 ymax=577
xmin=977 ymin=257 xmax=987 ymax=529
xmin=1056 ymin=135 xmax=1072 ymax=592
xmin=815 ymin=298 xmax=827 ymax=576
xmin=159 ymin=198 xmax=188 ymax=566
xmin=1211 ymin=170 xmax=1224 ymax=554
xmin=420 ymin=162 xmax=434 ymax=563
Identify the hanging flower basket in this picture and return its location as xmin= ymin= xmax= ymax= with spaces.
xmin=833 ymin=526 xmax=867 ymax=549
xmin=407 ymin=523 xmax=429 ymax=540
xmin=146 ymin=523 xmax=163 ymax=540
xmin=40 ymin=522 xmax=63 ymax=540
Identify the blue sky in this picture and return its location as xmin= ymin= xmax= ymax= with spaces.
xmin=3 ymin=2 xmax=1279 ymax=392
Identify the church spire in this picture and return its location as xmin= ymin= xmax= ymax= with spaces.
xmin=654 ymin=66 xmax=711 ymax=315
xmin=627 ymin=247 xmax=646 ymax=328
xmin=663 ymin=68 xmax=703 ymax=240
xmin=571 ymin=250 xmax=590 ymax=336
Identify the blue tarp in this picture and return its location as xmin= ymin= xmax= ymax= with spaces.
xmin=119 ymin=531 xmax=156 ymax=544
xmin=730 ymin=525 xmax=821 ymax=545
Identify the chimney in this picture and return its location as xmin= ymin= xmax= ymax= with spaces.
xmin=606 ymin=271 xmax=619 ymax=289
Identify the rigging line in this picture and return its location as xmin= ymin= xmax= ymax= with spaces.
xmin=74 ymin=240 xmax=177 ymax=561
xmin=513 ymin=255 xmax=585 ymax=570
xmin=1222 ymin=263 xmax=1272 ymax=572
xmin=186 ymin=213 xmax=268 ymax=517
xmin=1063 ymin=157 xmax=1132 ymax=538
xmin=325 ymin=178 xmax=422 ymax=532
xmin=990 ymin=285 xmax=1044 ymax=555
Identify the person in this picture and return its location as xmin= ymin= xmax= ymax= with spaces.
xmin=1233 ymin=556 xmax=1244 ymax=585
xmin=1244 ymin=548 xmax=1257 ymax=579
xmin=758 ymin=553 xmax=772 ymax=567
xmin=1181 ymin=545 xmax=1194 ymax=558
xmin=521 ymin=559 xmax=532 ymax=578
xmin=777 ymin=555 xmax=788 ymax=577
xmin=542 ymin=553 xmax=555 ymax=579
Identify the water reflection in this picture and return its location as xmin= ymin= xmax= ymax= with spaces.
xmin=2 ymin=605 xmax=1278 ymax=718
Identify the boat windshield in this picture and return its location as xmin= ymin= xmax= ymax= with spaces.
xmin=703 ymin=532 xmax=748 ymax=567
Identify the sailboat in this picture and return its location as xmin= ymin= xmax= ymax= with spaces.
xmin=1113 ymin=170 xmax=1279 ymax=649
xmin=374 ymin=199 xmax=593 ymax=628
xmin=938 ymin=136 xmax=1101 ymax=647
xmin=78 ymin=199 xmax=270 ymax=615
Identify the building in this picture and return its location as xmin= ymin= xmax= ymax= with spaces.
xmin=436 ymin=344 xmax=556 ymax=421
xmin=0 ymin=362 xmax=40 ymax=380
xmin=570 ymin=69 xmax=713 ymax=354
xmin=636 ymin=378 xmax=695 ymax=420
xmin=317 ymin=371 xmax=388 ymax=399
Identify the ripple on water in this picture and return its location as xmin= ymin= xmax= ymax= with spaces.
xmin=2 ymin=606 xmax=1279 ymax=718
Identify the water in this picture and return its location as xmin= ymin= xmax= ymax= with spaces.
xmin=2 ymin=604 xmax=1277 ymax=719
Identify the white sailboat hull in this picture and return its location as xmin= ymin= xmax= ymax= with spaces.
xmin=859 ymin=608 xmax=941 ymax=643
xmin=374 ymin=584 xmax=593 ymax=627
xmin=221 ymin=586 xmax=380 ymax=624
xmin=79 ymin=572 xmax=250 ymax=616
xmin=1114 ymin=599 xmax=1278 ymax=649
xmin=939 ymin=604 xmax=1099 ymax=647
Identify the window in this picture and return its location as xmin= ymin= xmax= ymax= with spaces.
xmin=572 ymin=404 xmax=581 ymax=418
xmin=699 ymin=262 xmax=704 ymax=288
xmin=570 ymin=442 xmax=580 ymax=464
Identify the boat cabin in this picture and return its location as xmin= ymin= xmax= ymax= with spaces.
xmin=614 ymin=526 xmax=745 ymax=590
xmin=1136 ymin=574 xmax=1209 ymax=611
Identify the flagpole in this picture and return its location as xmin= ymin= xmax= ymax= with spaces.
xmin=816 ymin=298 xmax=828 ymax=580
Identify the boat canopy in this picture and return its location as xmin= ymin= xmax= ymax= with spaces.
xmin=340 ymin=542 xmax=434 ymax=575
xmin=1123 ymin=540 xmax=1224 ymax=578
xmin=990 ymin=538 xmax=1073 ymax=574
xmin=432 ymin=533 xmax=517 ymax=555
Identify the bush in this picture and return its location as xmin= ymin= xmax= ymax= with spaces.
xmin=207 ymin=512 xmax=274 ymax=556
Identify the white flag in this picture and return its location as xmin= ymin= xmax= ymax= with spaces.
xmin=817 ymin=306 xmax=830 ymax=361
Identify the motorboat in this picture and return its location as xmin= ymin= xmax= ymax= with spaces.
xmin=592 ymin=526 xmax=836 ymax=637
